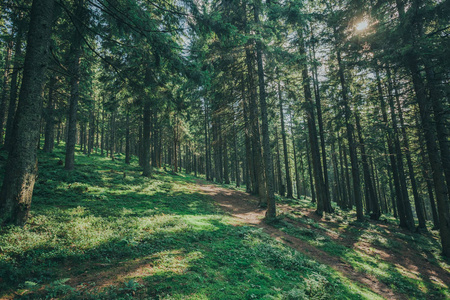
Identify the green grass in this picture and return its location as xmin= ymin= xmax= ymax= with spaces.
xmin=0 ymin=145 xmax=380 ymax=299
xmin=272 ymin=210 xmax=449 ymax=299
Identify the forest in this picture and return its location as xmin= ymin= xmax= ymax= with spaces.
xmin=0 ymin=0 xmax=449 ymax=298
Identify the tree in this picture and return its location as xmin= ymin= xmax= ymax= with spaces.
xmin=0 ymin=0 xmax=55 ymax=225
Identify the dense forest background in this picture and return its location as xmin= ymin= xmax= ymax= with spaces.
xmin=0 ymin=0 xmax=449 ymax=295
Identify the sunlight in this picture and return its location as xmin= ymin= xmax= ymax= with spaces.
xmin=356 ymin=20 xmax=369 ymax=31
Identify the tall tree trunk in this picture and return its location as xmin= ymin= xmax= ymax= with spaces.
xmin=376 ymin=67 xmax=414 ymax=230
xmin=331 ymin=134 xmax=342 ymax=207
xmin=43 ymin=76 xmax=56 ymax=152
xmin=299 ymin=32 xmax=330 ymax=215
xmin=88 ymin=111 xmax=94 ymax=156
xmin=290 ymin=112 xmax=301 ymax=199
xmin=341 ymin=135 xmax=352 ymax=210
xmin=310 ymin=28 xmax=331 ymax=208
xmin=396 ymin=0 xmax=450 ymax=256
xmin=409 ymin=58 xmax=450 ymax=255
xmin=305 ymin=137 xmax=315 ymax=203
xmin=425 ymin=62 xmax=450 ymax=197
xmin=245 ymin=43 xmax=265 ymax=200
xmin=0 ymin=0 xmax=55 ymax=225
xmin=391 ymin=67 xmax=426 ymax=228
xmin=204 ymin=99 xmax=211 ymax=180
xmin=0 ymin=40 xmax=12 ymax=145
xmin=223 ymin=129 xmax=230 ymax=184
xmin=142 ymin=101 xmax=152 ymax=176
xmin=278 ymin=78 xmax=293 ymax=198
xmin=275 ymin=127 xmax=284 ymax=196
xmin=151 ymin=110 xmax=157 ymax=167
xmin=336 ymin=47 xmax=363 ymax=221
xmin=109 ymin=113 xmax=115 ymax=160
xmin=233 ymin=113 xmax=240 ymax=187
xmin=101 ymin=107 xmax=105 ymax=156
xmin=355 ymin=111 xmax=380 ymax=219
xmin=4 ymin=17 xmax=24 ymax=150
xmin=173 ymin=116 xmax=179 ymax=173
xmin=64 ymin=0 xmax=85 ymax=170
xmin=242 ymin=73 xmax=255 ymax=193
xmin=125 ymin=109 xmax=130 ymax=164
xmin=254 ymin=0 xmax=275 ymax=218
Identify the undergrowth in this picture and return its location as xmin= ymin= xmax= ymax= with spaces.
xmin=0 ymin=145 xmax=378 ymax=299
xmin=271 ymin=202 xmax=449 ymax=299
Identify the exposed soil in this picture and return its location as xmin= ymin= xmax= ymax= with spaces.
xmin=196 ymin=180 xmax=450 ymax=300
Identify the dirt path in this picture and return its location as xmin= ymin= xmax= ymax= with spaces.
xmin=196 ymin=180 xmax=406 ymax=300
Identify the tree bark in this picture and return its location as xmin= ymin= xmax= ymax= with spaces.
xmin=278 ymin=78 xmax=293 ymax=198
xmin=125 ymin=109 xmax=130 ymax=164
xmin=376 ymin=66 xmax=414 ymax=230
xmin=233 ymin=112 xmax=240 ymax=187
xmin=204 ymin=98 xmax=211 ymax=180
xmin=0 ymin=40 xmax=12 ymax=145
xmin=0 ymin=0 xmax=55 ymax=225
xmin=390 ymin=67 xmax=426 ymax=228
xmin=43 ymin=76 xmax=56 ymax=152
xmin=300 ymin=32 xmax=330 ymax=215
xmin=336 ymin=47 xmax=363 ymax=221
xmin=142 ymin=101 xmax=152 ymax=176
xmin=275 ymin=127 xmax=284 ymax=196
xmin=4 ymin=18 xmax=24 ymax=150
xmin=254 ymin=0 xmax=275 ymax=218
xmin=64 ymin=0 xmax=85 ymax=170
xmin=355 ymin=111 xmax=380 ymax=219
xmin=408 ymin=58 xmax=450 ymax=256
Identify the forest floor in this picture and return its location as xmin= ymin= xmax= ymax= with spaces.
xmin=0 ymin=145 xmax=449 ymax=299
xmin=196 ymin=180 xmax=450 ymax=300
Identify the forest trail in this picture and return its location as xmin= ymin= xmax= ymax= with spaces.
xmin=195 ymin=180 xmax=449 ymax=300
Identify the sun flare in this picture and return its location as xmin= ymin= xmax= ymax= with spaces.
xmin=356 ymin=20 xmax=369 ymax=31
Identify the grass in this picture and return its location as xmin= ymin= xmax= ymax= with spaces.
xmin=0 ymin=144 xmax=379 ymax=299
xmin=268 ymin=197 xmax=450 ymax=299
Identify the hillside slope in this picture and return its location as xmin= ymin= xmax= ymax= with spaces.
xmin=0 ymin=147 xmax=448 ymax=299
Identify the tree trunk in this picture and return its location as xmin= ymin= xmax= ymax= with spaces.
xmin=88 ymin=111 xmax=94 ymax=156
xmin=376 ymin=66 xmax=414 ymax=230
xmin=43 ymin=76 xmax=56 ymax=152
xmin=125 ymin=110 xmax=130 ymax=164
xmin=110 ymin=113 xmax=115 ymax=161
xmin=142 ymin=101 xmax=152 ymax=176
xmin=65 ymin=0 xmax=85 ymax=170
xmin=0 ymin=0 xmax=55 ymax=225
xmin=290 ymin=112 xmax=301 ymax=199
xmin=254 ymin=0 xmax=276 ymax=218
xmin=245 ymin=42 xmax=265 ymax=200
xmin=222 ymin=121 xmax=230 ymax=184
xmin=390 ymin=67 xmax=426 ymax=228
xmin=355 ymin=111 xmax=380 ymax=219
xmin=409 ymin=58 xmax=450 ymax=256
xmin=336 ymin=47 xmax=363 ymax=221
xmin=310 ymin=29 xmax=331 ymax=209
xmin=233 ymin=113 xmax=240 ymax=187
xmin=0 ymin=40 xmax=12 ymax=145
xmin=305 ymin=135 xmax=315 ymax=203
xmin=4 ymin=18 xmax=24 ymax=150
xmin=341 ymin=135 xmax=352 ymax=210
xmin=242 ymin=73 xmax=255 ymax=193
xmin=300 ymin=32 xmax=330 ymax=215
xmin=278 ymin=78 xmax=293 ymax=198
xmin=275 ymin=127 xmax=284 ymax=196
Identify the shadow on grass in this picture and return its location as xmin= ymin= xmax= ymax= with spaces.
xmin=0 ymin=211 xmax=369 ymax=300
